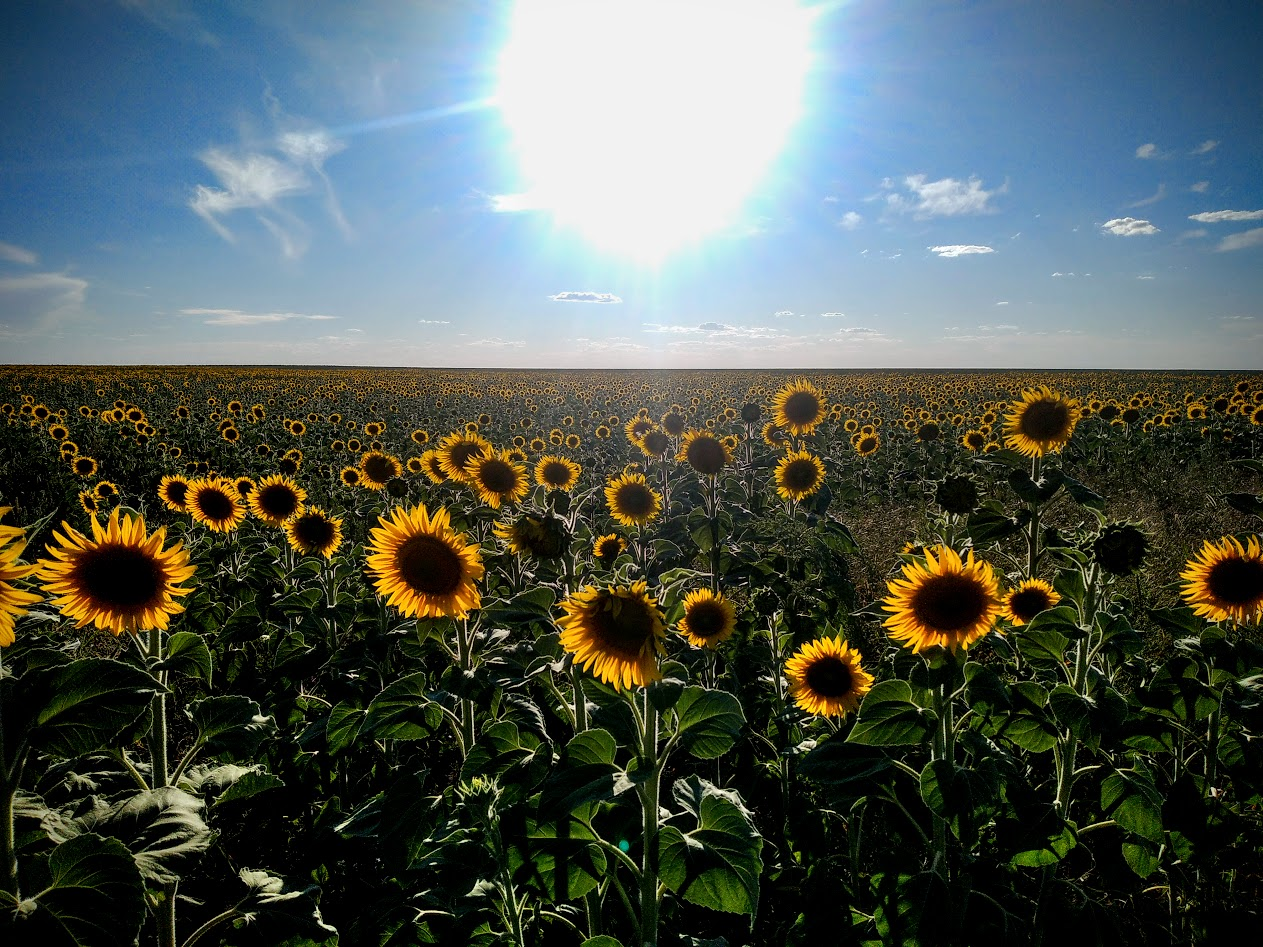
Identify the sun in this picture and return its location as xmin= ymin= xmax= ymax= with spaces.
xmin=496 ymin=0 xmax=813 ymax=258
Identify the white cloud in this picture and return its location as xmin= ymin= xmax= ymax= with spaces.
xmin=1101 ymin=217 xmax=1159 ymax=236
xmin=774 ymin=310 xmax=795 ymax=318
xmin=839 ymin=211 xmax=863 ymax=229
xmin=549 ymin=291 xmax=623 ymax=303
xmin=1128 ymin=183 xmax=1166 ymax=208
xmin=928 ymin=244 xmax=995 ymax=258
xmin=1137 ymin=275 xmax=1155 ymax=280
xmin=1191 ymin=139 xmax=1219 ymax=155
xmin=418 ymin=319 xmax=451 ymax=324
xmin=1135 ymin=143 xmax=1158 ymax=159
xmin=886 ymin=174 xmax=1003 ymax=217
xmin=0 ymin=271 xmax=88 ymax=327
xmin=574 ymin=336 xmax=648 ymax=353
xmin=466 ymin=337 xmax=527 ymax=347
xmin=832 ymin=326 xmax=892 ymax=341
xmin=1217 ymin=227 xmax=1263 ymax=252
xmin=489 ymin=191 xmax=546 ymax=213
xmin=117 ymin=0 xmax=219 ymax=47
xmin=995 ymin=301 xmax=1010 ymax=306
xmin=1188 ymin=209 xmax=1263 ymax=223
xmin=179 ymin=308 xmax=336 ymax=326
xmin=0 ymin=241 xmax=37 ymax=266
xmin=820 ymin=312 xmax=846 ymax=318
xmin=1190 ymin=181 xmax=1210 ymax=194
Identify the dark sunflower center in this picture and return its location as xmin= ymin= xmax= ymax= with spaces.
xmin=75 ymin=544 xmax=163 ymax=609
xmin=858 ymin=436 xmax=878 ymax=453
xmin=293 ymin=514 xmax=336 ymax=550
xmin=663 ymin=413 xmax=687 ymax=435
xmin=685 ymin=601 xmax=728 ymax=639
xmin=343 ymin=469 xmax=360 ymax=484
xmin=965 ymin=432 xmax=986 ymax=449
xmin=75 ymin=458 xmax=94 ymax=474
xmin=258 ymin=484 xmax=300 ymax=518
xmin=641 ymin=431 xmax=670 ymax=456
xmin=395 ymin=534 xmax=464 ymax=596
xmin=597 ymin=538 xmax=622 ymax=559
xmin=591 ymin=594 xmax=656 ymax=657
xmin=477 ymin=459 xmax=518 ymax=494
xmin=686 ymin=437 xmax=727 ymax=474
xmin=195 ymin=488 xmax=235 ymax=521
xmin=1009 ymin=588 xmax=1052 ymax=622
xmin=804 ymin=656 xmax=853 ymax=698
xmin=631 ymin=420 xmax=654 ymax=438
xmin=163 ymin=481 xmax=189 ymax=506
xmin=782 ymin=459 xmax=820 ymax=491
xmin=917 ymin=423 xmax=941 ymax=441
xmin=782 ymin=391 xmax=821 ymax=426
xmin=1206 ymin=557 xmax=1263 ymax=605
xmin=1019 ymin=399 xmax=1072 ymax=441
xmin=364 ymin=454 xmax=397 ymax=482
xmin=543 ymin=461 xmax=572 ymax=487
xmin=449 ymin=443 xmax=485 ymax=471
xmin=615 ymin=483 xmax=655 ymax=517
xmin=911 ymin=573 xmax=990 ymax=633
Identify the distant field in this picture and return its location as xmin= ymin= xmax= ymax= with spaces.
xmin=1 ymin=365 xmax=1261 ymax=946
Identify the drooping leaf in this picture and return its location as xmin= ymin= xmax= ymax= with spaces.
xmin=362 ymin=673 xmax=445 ymax=741
xmin=188 ymin=695 xmax=277 ymax=760
xmin=671 ymin=687 xmax=745 ymax=760
xmin=847 ymin=680 xmax=934 ymax=746
xmin=72 ymin=787 xmax=214 ymax=886
xmin=659 ymin=778 xmax=762 ymax=915
xmin=152 ymin=631 xmax=212 ymax=684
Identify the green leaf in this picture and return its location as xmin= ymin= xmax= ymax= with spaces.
xmin=72 ymin=787 xmax=214 ymax=886
xmin=482 ymin=586 xmax=557 ymax=625
xmin=517 ymin=815 xmax=608 ymax=902
xmin=1010 ymin=822 xmax=1077 ymax=868
xmin=233 ymin=868 xmax=338 ymax=941
xmin=0 ymin=833 xmax=145 ymax=947
xmin=1062 ymin=474 xmax=1106 ymax=510
xmin=153 ymin=631 xmax=212 ymax=683
xmin=214 ymin=772 xmax=284 ymax=807
xmin=659 ymin=778 xmax=763 ymax=915
xmin=1122 ymin=839 xmax=1160 ymax=879
xmin=1015 ymin=606 xmax=1080 ymax=669
xmin=672 ymin=687 xmax=745 ymax=760
xmin=362 ymin=673 xmax=445 ymax=741
xmin=796 ymin=739 xmax=893 ymax=799
xmin=538 ymin=730 xmax=619 ymax=819
xmin=19 ymin=659 xmax=160 ymax=761
xmin=581 ymin=938 xmax=626 ymax=947
xmin=967 ymin=502 xmax=1023 ymax=545
xmin=325 ymin=702 xmax=365 ymax=755
xmin=189 ymin=695 xmax=277 ymax=759
xmin=1224 ymin=493 xmax=1263 ymax=518
xmin=1101 ymin=772 xmax=1164 ymax=844
xmin=964 ymin=662 xmax=1011 ymax=713
xmin=847 ymin=680 xmax=934 ymax=746
xmin=919 ymin=759 xmax=999 ymax=846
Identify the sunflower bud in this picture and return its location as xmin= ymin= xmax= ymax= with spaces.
xmin=935 ymin=475 xmax=979 ymax=515
xmin=1092 ymin=522 xmax=1150 ymax=577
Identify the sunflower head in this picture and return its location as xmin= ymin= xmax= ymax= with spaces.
xmin=1180 ymin=535 xmax=1263 ymax=625
xmin=679 ymin=430 xmax=732 ymax=476
xmin=772 ymin=378 xmax=826 ymax=436
xmin=678 ymin=589 xmax=737 ymax=649
xmin=935 ymin=475 xmax=980 ymax=516
xmin=1003 ymin=578 xmax=1061 ymax=626
xmin=420 ymin=449 xmax=448 ymax=484
xmin=468 ymin=450 xmax=529 ymax=509
xmin=638 ymin=427 xmax=672 ymax=459
xmin=604 ymin=472 xmax=662 ymax=528
xmin=72 ymin=455 xmax=98 ymax=477
xmin=248 ymin=474 xmax=307 ymax=527
xmin=740 ymin=402 xmax=762 ymax=424
xmin=285 ymin=506 xmax=344 ymax=559
xmin=853 ymin=433 xmax=880 ymax=457
xmin=1092 ymin=522 xmax=1150 ymax=578
xmin=785 ymin=636 xmax=874 ymax=718
xmin=661 ymin=410 xmax=688 ymax=437
xmin=186 ymin=478 xmax=247 ymax=532
xmin=437 ymin=432 xmax=492 ymax=483
xmin=535 ymin=455 xmax=581 ymax=492
xmin=558 ymin=581 xmax=667 ymax=691
xmin=339 ymin=466 xmax=362 ymax=488
xmin=883 ymin=545 xmax=1002 ymax=653
xmin=593 ymin=533 xmax=626 ymax=565
xmin=774 ymin=449 xmax=826 ymax=502
xmin=359 ymin=451 xmax=403 ymax=490
xmin=1003 ymin=387 xmax=1080 ymax=457
xmin=916 ymin=421 xmax=941 ymax=442
xmin=366 ymin=503 xmax=484 ymax=619
xmin=158 ymin=474 xmax=191 ymax=512
xmin=493 ymin=513 xmax=569 ymax=559
xmin=0 ymin=511 xmax=42 ymax=647
xmin=37 ymin=508 xmax=196 ymax=635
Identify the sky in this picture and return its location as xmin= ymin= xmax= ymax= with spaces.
xmin=1 ymin=0 xmax=1261 ymax=369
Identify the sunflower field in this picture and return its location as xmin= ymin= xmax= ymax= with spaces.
xmin=1 ymin=366 xmax=1262 ymax=947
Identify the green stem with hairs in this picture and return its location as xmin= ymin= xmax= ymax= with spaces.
xmin=636 ymin=690 xmax=662 ymax=947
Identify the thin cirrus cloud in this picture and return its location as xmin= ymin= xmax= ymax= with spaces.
xmin=1217 ymin=228 xmax=1263 ymax=252
xmin=548 ymin=291 xmax=623 ymax=303
xmin=1191 ymin=139 xmax=1219 ymax=155
xmin=0 ymin=271 xmax=88 ymax=327
xmin=1127 ymin=183 xmax=1166 ymax=208
xmin=1188 ymin=210 xmax=1263 ymax=223
xmin=417 ymin=319 xmax=451 ymax=324
xmin=179 ymin=308 xmax=337 ymax=327
xmin=1101 ymin=217 xmax=1159 ymax=236
xmin=0 ymin=241 xmax=38 ymax=266
xmin=928 ymin=244 xmax=995 ymax=257
xmin=883 ymin=174 xmax=1004 ymax=217
xmin=1135 ymin=143 xmax=1159 ymax=159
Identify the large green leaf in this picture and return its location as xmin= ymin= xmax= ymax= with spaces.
xmin=538 ymin=729 xmax=619 ymax=819
xmin=325 ymin=701 xmax=366 ymax=755
xmin=152 ymin=631 xmax=212 ymax=684
xmin=659 ymin=777 xmax=762 ymax=915
xmin=188 ymin=695 xmax=277 ymax=760
xmin=231 ymin=868 xmax=338 ymax=941
xmin=1101 ymin=772 xmax=1163 ymax=845
xmin=70 ymin=787 xmax=214 ymax=885
xmin=0 ymin=833 xmax=145 ymax=947
xmin=362 ymin=673 xmax=446 ymax=741
xmin=847 ymin=680 xmax=934 ymax=746
xmin=671 ymin=687 xmax=745 ymax=760
xmin=797 ymin=739 xmax=894 ymax=798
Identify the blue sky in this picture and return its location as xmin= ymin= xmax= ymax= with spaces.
xmin=1 ymin=0 xmax=1261 ymax=369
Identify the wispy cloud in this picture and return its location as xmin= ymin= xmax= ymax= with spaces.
xmin=1127 ymin=183 xmax=1167 ymax=208
xmin=418 ymin=319 xmax=451 ymax=325
xmin=1191 ymin=139 xmax=1219 ymax=155
xmin=839 ymin=211 xmax=863 ymax=230
xmin=995 ymin=301 xmax=1010 ymax=306
xmin=1101 ymin=217 xmax=1159 ymax=236
xmin=1217 ymin=228 xmax=1263 ymax=252
xmin=1137 ymin=275 xmax=1156 ymax=280
xmin=820 ymin=312 xmax=846 ymax=318
xmin=0 ymin=241 xmax=38 ymax=266
xmin=466 ymin=337 xmax=527 ymax=348
xmin=1135 ymin=143 xmax=1159 ymax=159
xmin=179 ymin=308 xmax=336 ymax=326
xmin=773 ymin=310 xmax=796 ymax=318
xmin=928 ymin=244 xmax=995 ymax=258
xmin=0 ymin=271 xmax=88 ymax=329
xmin=548 ymin=291 xmax=623 ymax=304
xmin=1190 ymin=181 xmax=1210 ymax=193
xmin=885 ymin=174 xmax=1003 ymax=217
xmin=1188 ymin=209 xmax=1263 ymax=223
xmin=117 ymin=0 xmax=218 ymax=47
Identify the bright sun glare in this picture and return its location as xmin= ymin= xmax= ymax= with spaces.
xmin=497 ymin=0 xmax=813 ymax=259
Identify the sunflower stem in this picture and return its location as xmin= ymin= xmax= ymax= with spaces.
xmin=146 ymin=628 xmax=179 ymax=947
xmin=1026 ymin=454 xmax=1042 ymax=580
xmin=637 ymin=688 xmax=662 ymax=947
xmin=457 ymin=617 xmax=476 ymax=755
xmin=0 ymin=650 xmax=19 ymax=902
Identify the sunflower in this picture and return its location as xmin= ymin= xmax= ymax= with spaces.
xmin=366 ymin=503 xmax=484 ymax=619
xmin=960 ymin=429 xmax=987 ymax=452
xmin=1002 ymin=579 xmax=1061 ymax=626
xmin=678 ymin=589 xmax=736 ymax=649
xmin=468 ymin=450 xmax=529 ymax=509
xmin=1003 ymin=386 xmax=1080 ymax=457
xmin=37 ymin=508 xmax=195 ymax=635
xmin=935 ymin=475 xmax=980 ymax=516
xmin=1 ymin=511 xmax=42 ymax=647
xmin=94 ymin=480 xmax=119 ymax=500
xmin=71 ymin=455 xmax=98 ymax=477
xmin=359 ymin=451 xmax=403 ymax=491
xmin=339 ymin=466 xmax=362 ymax=488
xmin=535 ymin=455 xmax=581 ymax=492
xmin=593 ymin=533 xmax=626 ymax=564
xmin=1180 ymin=535 xmax=1263 ymax=625
xmin=406 ymin=456 xmax=425 ymax=474
xmin=604 ymin=472 xmax=662 ymax=527
xmin=158 ymin=474 xmax=191 ymax=512
xmin=185 ymin=478 xmax=247 ymax=532
xmin=762 ymin=422 xmax=790 ymax=449
xmin=661 ymin=410 xmax=688 ymax=436
xmin=853 ymin=433 xmax=880 ymax=457
xmin=233 ymin=476 xmax=256 ymax=500
xmin=1092 ymin=522 xmax=1150 ymax=577
xmin=679 ymin=430 xmax=731 ymax=475
xmin=249 ymin=474 xmax=307 ymax=527
xmin=78 ymin=491 xmax=100 ymax=515
xmin=493 ymin=513 xmax=568 ymax=559
xmin=419 ymin=449 xmax=448 ymax=484
xmin=284 ymin=506 xmax=344 ymax=558
xmin=774 ymin=449 xmax=826 ymax=501
xmin=784 ymin=636 xmax=874 ymax=718
xmin=558 ymin=581 xmax=667 ymax=690
xmin=437 ymin=432 xmax=492 ymax=483
xmin=625 ymin=416 xmax=656 ymax=445
xmin=883 ymin=545 xmax=1002 ymax=653
xmin=772 ymin=378 xmax=827 ymax=436
xmin=411 ymin=429 xmax=430 ymax=445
